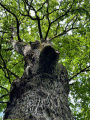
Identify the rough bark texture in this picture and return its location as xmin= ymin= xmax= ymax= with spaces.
xmin=4 ymin=40 xmax=74 ymax=120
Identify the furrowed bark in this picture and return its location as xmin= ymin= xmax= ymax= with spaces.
xmin=4 ymin=41 xmax=74 ymax=120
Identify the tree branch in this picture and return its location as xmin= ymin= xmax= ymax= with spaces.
xmin=0 ymin=86 xmax=9 ymax=93
xmin=21 ymin=0 xmax=37 ymax=20
xmin=49 ymin=27 xmax=78 ymax=41
xmin=51 ymin=0 xmax=75 ymax=25
xmin=0 ymin=2 xmax=22 ymax=42
xmin=3 ymin=48 xmax=13 ymax=51
xmin=36 ymin=15 xmax=43 ymax=41
xmin=44 ymin=0 xmax=76 ymax=40
xmin=41 ymin=9 xmax=59 ymax=20
xmin=69 ymin=65 xmax=90 ymax=81
xmin=37 ymin=0 xmax=47 ymax=12
xmin=21 ymin=0 xmax=43 ymax=41
xmin=0 ymin=53 xmax=19 ymax=83
xmin=65 ymin=15 xmax=78 ymax=30
xmin=0 ymin=66 xmax=11 ymax=83
xmin=24 ymin=0 xmax=34 ymax=11
xmin=0 ymin=101 xmax=8 ymax=104
xmin=0 ymin=94 xmax=9 ymax=99
xmin=7 ymin=69 xmax=19 ymax=78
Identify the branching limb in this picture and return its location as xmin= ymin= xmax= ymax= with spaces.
xmin=41 ymin=9 xmax=59 ymax=20
xmin=21 ymin=0 xmax=37 ymax=20
xmin=44 ymin=0 xmax=76 ymax=40
xmin=51 ymin=0 xmax=75 ymax=25
xmin=49 ymin=27 xmax=78 ymax=41
xmin=0 ymin=2 xmax=22 ymax=42
xmin=65 ymin=15 xmax=78 ymax=31
xmin=7 ymin=68 xmax=19 ymax=78
xmin=24 ymin=0 xmax=34 ymax=11
xmin=22 ymin=0 xmax=43 ymax=41
xmin=69 ymin=65 xmax=90 ymax=81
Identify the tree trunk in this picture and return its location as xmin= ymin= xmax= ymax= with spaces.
xmin=4 ymin=40 xmax=74 ymax=120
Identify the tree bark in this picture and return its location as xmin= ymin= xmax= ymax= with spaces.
xmin=4 ymin=40 xmax=74 ymax=120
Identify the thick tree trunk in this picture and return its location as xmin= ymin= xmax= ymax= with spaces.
xmin=4 ymin=40 xmax=74 ymax=120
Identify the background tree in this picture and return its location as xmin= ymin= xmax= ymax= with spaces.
xmin=0 ymin=0 xmax=90 ymax=119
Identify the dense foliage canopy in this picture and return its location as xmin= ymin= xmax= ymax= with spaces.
xmin=0 ymin=0 xmax=90 ymax=119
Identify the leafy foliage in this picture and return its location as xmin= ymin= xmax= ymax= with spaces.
xmin=0 ymin=0 xmax=90 ymax=119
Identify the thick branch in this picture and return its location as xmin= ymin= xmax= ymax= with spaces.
xmin=11 ymin=40 xmax=31 ymax=56
xmin=45 ymin=23 xmax=51 ymax=41
xmin=0 ymin=2 xmax=22 ymax=42
xmin=69 ymin=65 xmax=90 ymax=81
xmin=36 ymin=16 xmax=43 ymax=41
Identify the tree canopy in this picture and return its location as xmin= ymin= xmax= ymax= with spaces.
xmin=0 ymin=0 xmax=90 ymax=119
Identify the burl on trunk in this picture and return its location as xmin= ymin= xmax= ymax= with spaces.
xmin=4 ymin=40 xmax=74 ymax=120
